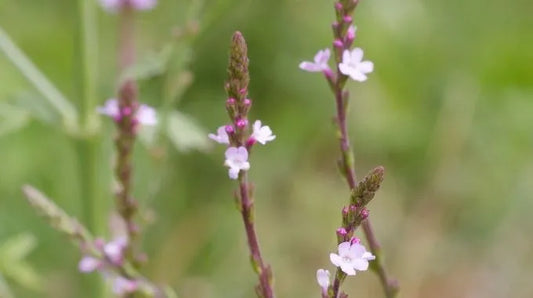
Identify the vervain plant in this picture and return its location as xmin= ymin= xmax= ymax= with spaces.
xmin=299 ymin=1 xmax=398 ymax=297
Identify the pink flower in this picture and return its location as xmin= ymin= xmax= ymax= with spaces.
xmin=224 ymin=147 xmax=250 ymax=179
xmin=78 ymin=256 xmax=101 ymax=273
xmin=104 ymin=236 xmax=128 ymax=265
xmin=299 ymin=49 xmax=331 ymax=72
xmin=208 ymin=126 xmax=230 ymax=144
xmin=97 ymin=99 xmax=157 ymax=126
xmin=338 ymin=48 xmax=374 ymax=82
xmin=251 ymin=120 xmax=276 ymax=145
xmin=99 ymin=0 xmax=157 ymax=11
xmin=112 ymin=276 xmax=139 ymax=296
xmin=330 ymin=241 xmax=375 ymax=275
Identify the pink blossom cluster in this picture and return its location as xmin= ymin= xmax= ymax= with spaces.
xmin=299 ymin=25 xmax=374 ymax=82
xmin=97 ymin=98 xmax=157 ymax=127
xmin=98 ymin=0 xmax=157 ymax=12
xmin=209 ymin=107 xmax=276 ymax=179
xmin=316 ymin=237 xmax=375 ymax=292
xmin=78 ymin=237 xmax=140 ymax=296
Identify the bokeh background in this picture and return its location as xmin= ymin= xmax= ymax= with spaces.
xmin=1 ymin=0 xmax=533 ymax=297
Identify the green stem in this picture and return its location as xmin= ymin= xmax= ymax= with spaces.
xmin=75 ymin=1 xmax=105 ymax=297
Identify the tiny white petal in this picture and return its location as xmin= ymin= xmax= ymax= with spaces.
xmin=137 ymin=104 xmax=157 ymax=125
xmin=341 ymin=264 xmax=357 ymax=276
xmin=112 ymin=276 xmax=139 ymax=295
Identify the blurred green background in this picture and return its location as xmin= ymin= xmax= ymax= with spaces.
xmin=1 ymin=0 xmax=533 ymax=297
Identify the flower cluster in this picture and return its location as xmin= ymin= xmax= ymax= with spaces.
xmin=99 ymin=0 xmax=158 ymax=12
xmin=316 ymin=238 xmax=375 ymax=291
xmin=97 ymin=98 xmax=157 ymax=127
xmin=209 ymin=118 xmax=275 ymax=179
xmin=209 ymin=32 xmax=275 ymax=179
xmin=78 ymin=237 xmax=140 ymax=296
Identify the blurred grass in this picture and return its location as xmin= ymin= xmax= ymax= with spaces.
xmin=1 ymin=0 xmax=533 ymax=297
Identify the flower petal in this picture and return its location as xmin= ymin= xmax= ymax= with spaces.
xmin=228 ymin=167 xmax=239 ymax=179
xmin=352 ymin=259 xmax=369 ymax=271
xmin=358 ymin=61 xmax=374 ymax=74
xmin=340 ymin=263 xmax=357 ymax=276
xmin=338 ymin=241 xmax=351 ymax=256
xmin=350 ymin=48 xmax=364 ymax=63
xmin=299 ymin=61 xmax=322 ymax=72
xmin=330 ymin=253 xmax=343 ymax=267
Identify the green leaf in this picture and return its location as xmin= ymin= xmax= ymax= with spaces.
xmin=166 ymin=111 xmax=211 ymax=153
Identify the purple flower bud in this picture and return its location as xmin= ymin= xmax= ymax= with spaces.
xmin=360 ymin=208 xmax=369 ymax=220
xmin=323 ymin=68 xmax=334 ymax=81
xmin=343 ymin=16 xmax=353 ymax=24
xmin=246 ymin=137 xmax=257 ymax=148
xmin=350 ymin=237 xmax=361 ymax=244
xmin=336 ymin=227 xmax=348 ymax=236
xmin=333 ymin=39 xmax=344 ymax=48
xmin=225 ymin=125 xmax=235 ymax=134
xmin=78 ymin=256 xmax=101 ymax=273
xmin=226 ymin=97 xmax=236 ymax=106
xmin=244 ymin=98 xmax=252 ymax=107
xmin=122 ymin=106 xmax=133 ymax=116
xmin=342 ymin=206 xmax=349 ymax=216
xmin=236 ymin=118 xmax=248 ymax=129
xmin=349 ymin=205 xmax=357 ymax=213
xmin=335 ymin=2 xmax=343 ymax=11
xmin=239 ymin=88 xmax=247 ymax=95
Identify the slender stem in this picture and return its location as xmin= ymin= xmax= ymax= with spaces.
xmin=238 ymin=174 xmax=274 ymax=298
xmin=76 ymin=1 xmax=105 ymax=297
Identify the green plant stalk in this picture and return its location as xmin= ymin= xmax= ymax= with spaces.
xmin=75 ymin=1 xmax=105 ymax=297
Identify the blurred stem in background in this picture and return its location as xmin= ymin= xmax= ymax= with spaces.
xmin=75 ymin=0 xmax=104 ymax=297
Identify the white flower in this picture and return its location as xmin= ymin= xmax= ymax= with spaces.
xmin=208 ymin=126 xmax=230 ymax=144
xmin=224 ymin=146 xmax=250 ymax=179
xmin=104 ymin=236 xmax=128 ymax=265
xmin=299 ymin=49 xmax=331 ymax=72
xmin=329 ymin=241 xmax=375 ymax=275
xmin=112 ymin=276 xmax=139 ymax=296
xmin=338 ymin=48 xmax=374 ymax=82
xmin=97 ymin=99 xmax=157 ymax=126
xmin=78 ymin=256 xmax=101 ymax=273
xmin=316 ymin=269 xmax=330 ymax=289
xmin=251 ymin=120 xmax=276 ymax=145
xmin=99 ymin=0 xmax=157 ymax=12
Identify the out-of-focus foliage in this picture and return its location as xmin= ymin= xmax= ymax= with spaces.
xmin=0 ymin=0 xmax=532 ymax=297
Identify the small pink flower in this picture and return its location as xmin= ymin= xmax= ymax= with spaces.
xmin=330 ymin=241 xmax=375 ymax=275
xmin=78 ymin=256 xmax=101 ymax=273
xmin=99 ymin=0 xmax=157 ymax=12
xmin=97 ymin=99 xmax=157 ymax=126
xmin=112 ymin=276 xmax=139 ymax=296
xmin=208 ymin=126 xmax=230 ymax=144
xmin=338 ymin=48 xmax=374 ymax=82
xmin=104 ymin=236 xmax=128 ymax=265
xmin=299 ymin=49 xmax=331 ymax=72
xmin=251 ymin=120 xmax=276 ymax=145
xmin=224 ymin=147 xmax=250 ymax=179
xmin=316 ymin=269 xmax=330 ymax=290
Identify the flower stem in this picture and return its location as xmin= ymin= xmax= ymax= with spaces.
xmin=238 ymin=174 xmax=274 ymax=298
xmin=327 ymin=2 xmax=397 ymax=295
xmin=115 ymin=6 xmax=143 ymax=267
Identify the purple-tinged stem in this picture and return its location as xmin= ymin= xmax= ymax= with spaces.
xmin=114 ymin=5 xmax=143 ymax=268
xmin=238 ymin=174 xmax=274 ymax=298
xmin=327 ymin=1 xmax=398 ymax=297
